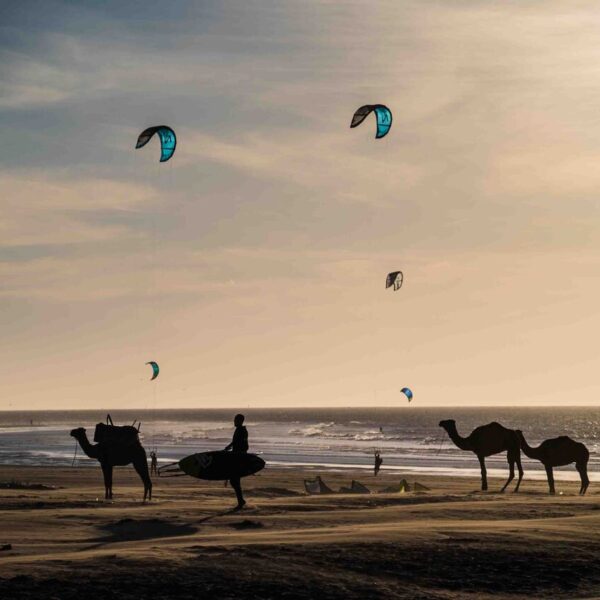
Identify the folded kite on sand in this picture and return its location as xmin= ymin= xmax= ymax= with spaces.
xmin=339 ymin=480 xmax=371 ymax=494
xmin=304 ymin=477 xmax=334 ymax=495
xmin=379 ymin=479 xmax=410 ymax=493
xmin=378 ymin=479 xmax=431 ymax=494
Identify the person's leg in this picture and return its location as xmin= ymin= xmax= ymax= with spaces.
xmin=230 ymin=476 xmax=245 ymax=508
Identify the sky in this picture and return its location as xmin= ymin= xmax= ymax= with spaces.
xmin=2 ymin=0 xmax=600 ymax=409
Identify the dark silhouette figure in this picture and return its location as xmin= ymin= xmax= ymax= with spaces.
xmin=150 ymin=451 xmax=158 ymax=476
xmin=224 ymin=413 xmax=248 ymax=510
xmin=70 ymin=427 xmax=152 ymax=501
xmin=374 ymin=451 xmax=383 ymax=476
xmin=439 ymin=420 xmax=523 ymax=492
xmin=516 ymin=430 xmax=590 ymax=495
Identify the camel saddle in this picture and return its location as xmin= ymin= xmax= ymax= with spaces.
xmin=94 ymin=416 xmax=140 ymax=446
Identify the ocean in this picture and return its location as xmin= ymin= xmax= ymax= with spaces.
xmin=1 ymin=407 xmax=599 ymax=482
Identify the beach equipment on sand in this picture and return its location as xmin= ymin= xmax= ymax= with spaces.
xmin=159 ymin=451 xmax=265 ymax=481
xmin=304 ymin=476 xmax=335 ymax=495
xmin=378 ymin=480 xmax=429 ymax=493
xmin=339 ymin=480 xmax=371 ymax=494
xmin=379 ymin=479 xmax=411 ymax=493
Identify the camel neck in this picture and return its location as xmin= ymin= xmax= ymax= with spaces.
xmin=75 ymin=434 xmax=99 ymax=459
xmin=517 ymin=433 xmax=540 ymax=459
xmin=446 ymin=425 xmax=473 ymax=451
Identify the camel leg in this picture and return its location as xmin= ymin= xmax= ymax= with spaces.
xmin=100 ymin=463 xmax=109 ymax=500
xmin=576 ymin=463 xmax=589 ymax=495
xmin=107 ymin=465 xmax=113 ymax=499
xmin=500 ymin=454 xmax=515 ymax=493
xmin=478 ymin=455 xmax=488 ymax=491
xmin=514 ymin=452 xmax=523 ymax=493
xmin=101 ymin=463 xmax=113 ymax=500
xmin=134 ymin=458 xmax=153 ymax=502
xmin=545 ymin=464 xmax=555 ymax=495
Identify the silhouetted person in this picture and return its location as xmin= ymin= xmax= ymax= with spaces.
xmin=224 ymin=413 xmax=248 ymax=509
xmin=150 ymin=451 xmax=158 ymax=476
xmin=374 ymin=451 xmax=383 ymax=476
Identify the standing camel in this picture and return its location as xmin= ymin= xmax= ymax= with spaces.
xmin=439 ymin=420 xmax=523 ymax=492
xmin=70 ymin=427 xmax=152 ymax=501
xmin=516 ymin=430 xmax=589 ymax=495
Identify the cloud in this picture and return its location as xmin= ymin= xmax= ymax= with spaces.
xmin=0 ymin=170 xmax=157 ymax=248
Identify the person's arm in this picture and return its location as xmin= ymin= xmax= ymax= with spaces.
xmin=225 ymin=429 xmax=238 ymax=451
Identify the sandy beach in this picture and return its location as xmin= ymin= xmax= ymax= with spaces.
xmin=0 ymin=464 xmax=599 ymax=599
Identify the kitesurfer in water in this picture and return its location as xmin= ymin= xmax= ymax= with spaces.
xmin=374 ymin=451 xmax=383 ymax=476
xmin=224 ymin=413 xmax=248 ymax=510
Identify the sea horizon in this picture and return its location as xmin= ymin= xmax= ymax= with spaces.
xmin=2 ymin=406 xmax=599 ymax=482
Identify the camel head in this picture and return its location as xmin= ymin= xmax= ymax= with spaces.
xmin=439 ymin=419 xmax=456 ymax=432
xmin=70 ymin=427 xmax=87 ymax=439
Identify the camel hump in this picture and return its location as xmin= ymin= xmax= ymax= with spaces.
xmin=487 ymin=421 xmax=509 ymax=430
xmin=548 ymin=436 xmax=577 ymax=447
xmin=485 ymin=421 xmax=512 ymax=433
xmin=94 ymin=422 xmax=140 ymax=446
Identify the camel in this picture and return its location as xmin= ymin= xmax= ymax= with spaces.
xmin=70 ymin=427 xmax=152 ymax=501
xmin=516 ymin=430 xmax=589 ymax=495
xmin=439 ymin=420 xmax=523 ymax=492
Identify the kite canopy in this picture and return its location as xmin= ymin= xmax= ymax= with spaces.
xmin=386 ymin=271 xmax=403 ymax=291
xmin=146 ymin=361 xmax=160 ymax=381
xmin=400 ymin=387 xmax=413 ymax=402
xmin=136 ymin=126 xmax=176 ymax=162
xmin=350 ymin=104 xmax=393 ymax=139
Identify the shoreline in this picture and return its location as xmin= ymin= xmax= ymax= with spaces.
xmin=3 ymin=457 xmax=593 ymax=483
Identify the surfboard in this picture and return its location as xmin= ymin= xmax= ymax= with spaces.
xmin=178 ymin=451 xmax=265 ymax=481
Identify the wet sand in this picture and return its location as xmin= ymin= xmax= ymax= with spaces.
xmin=1 ymin=464 xmax=599 ymax=599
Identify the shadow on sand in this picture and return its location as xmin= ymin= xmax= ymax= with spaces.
xmin=95 ymin=518 xmax=197 ymax=543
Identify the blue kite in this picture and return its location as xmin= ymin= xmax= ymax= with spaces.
xmin=146 ymin=361 xmax=160 ymax=381
xmin=350 ymin=105 xmax=392 ymax=139
xmin=400 ymin=387 xmax=413 ymax=402
xmin=136 ymin=126 xmax=176 ymax=162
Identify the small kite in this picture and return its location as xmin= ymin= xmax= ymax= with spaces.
xmin=136 ymin=126 xmax=176 ymax=162
xmin=146 ymin=361 xmax=160 ymax=381
xmin=386 ymin=271 xmax=403 ymax=291
xmin=401 ymin=387 xmax=413 ymax=402
xmin=350 ymin=105 xmax=393 ymax=139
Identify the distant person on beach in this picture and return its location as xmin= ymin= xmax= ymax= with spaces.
xmin=150 ymin=451 xmax=158 ymax=476
xmin=374 ymin=451 xmax=383 ymax=476
xmin=224 ymin=413 xmax=248 ymax=509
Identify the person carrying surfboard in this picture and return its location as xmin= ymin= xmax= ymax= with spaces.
xmin=224 ymin=413 xmax=249 ymax=509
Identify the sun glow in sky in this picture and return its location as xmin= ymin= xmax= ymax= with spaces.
xmin=2 ymin=1 xmax=600 ymax=409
